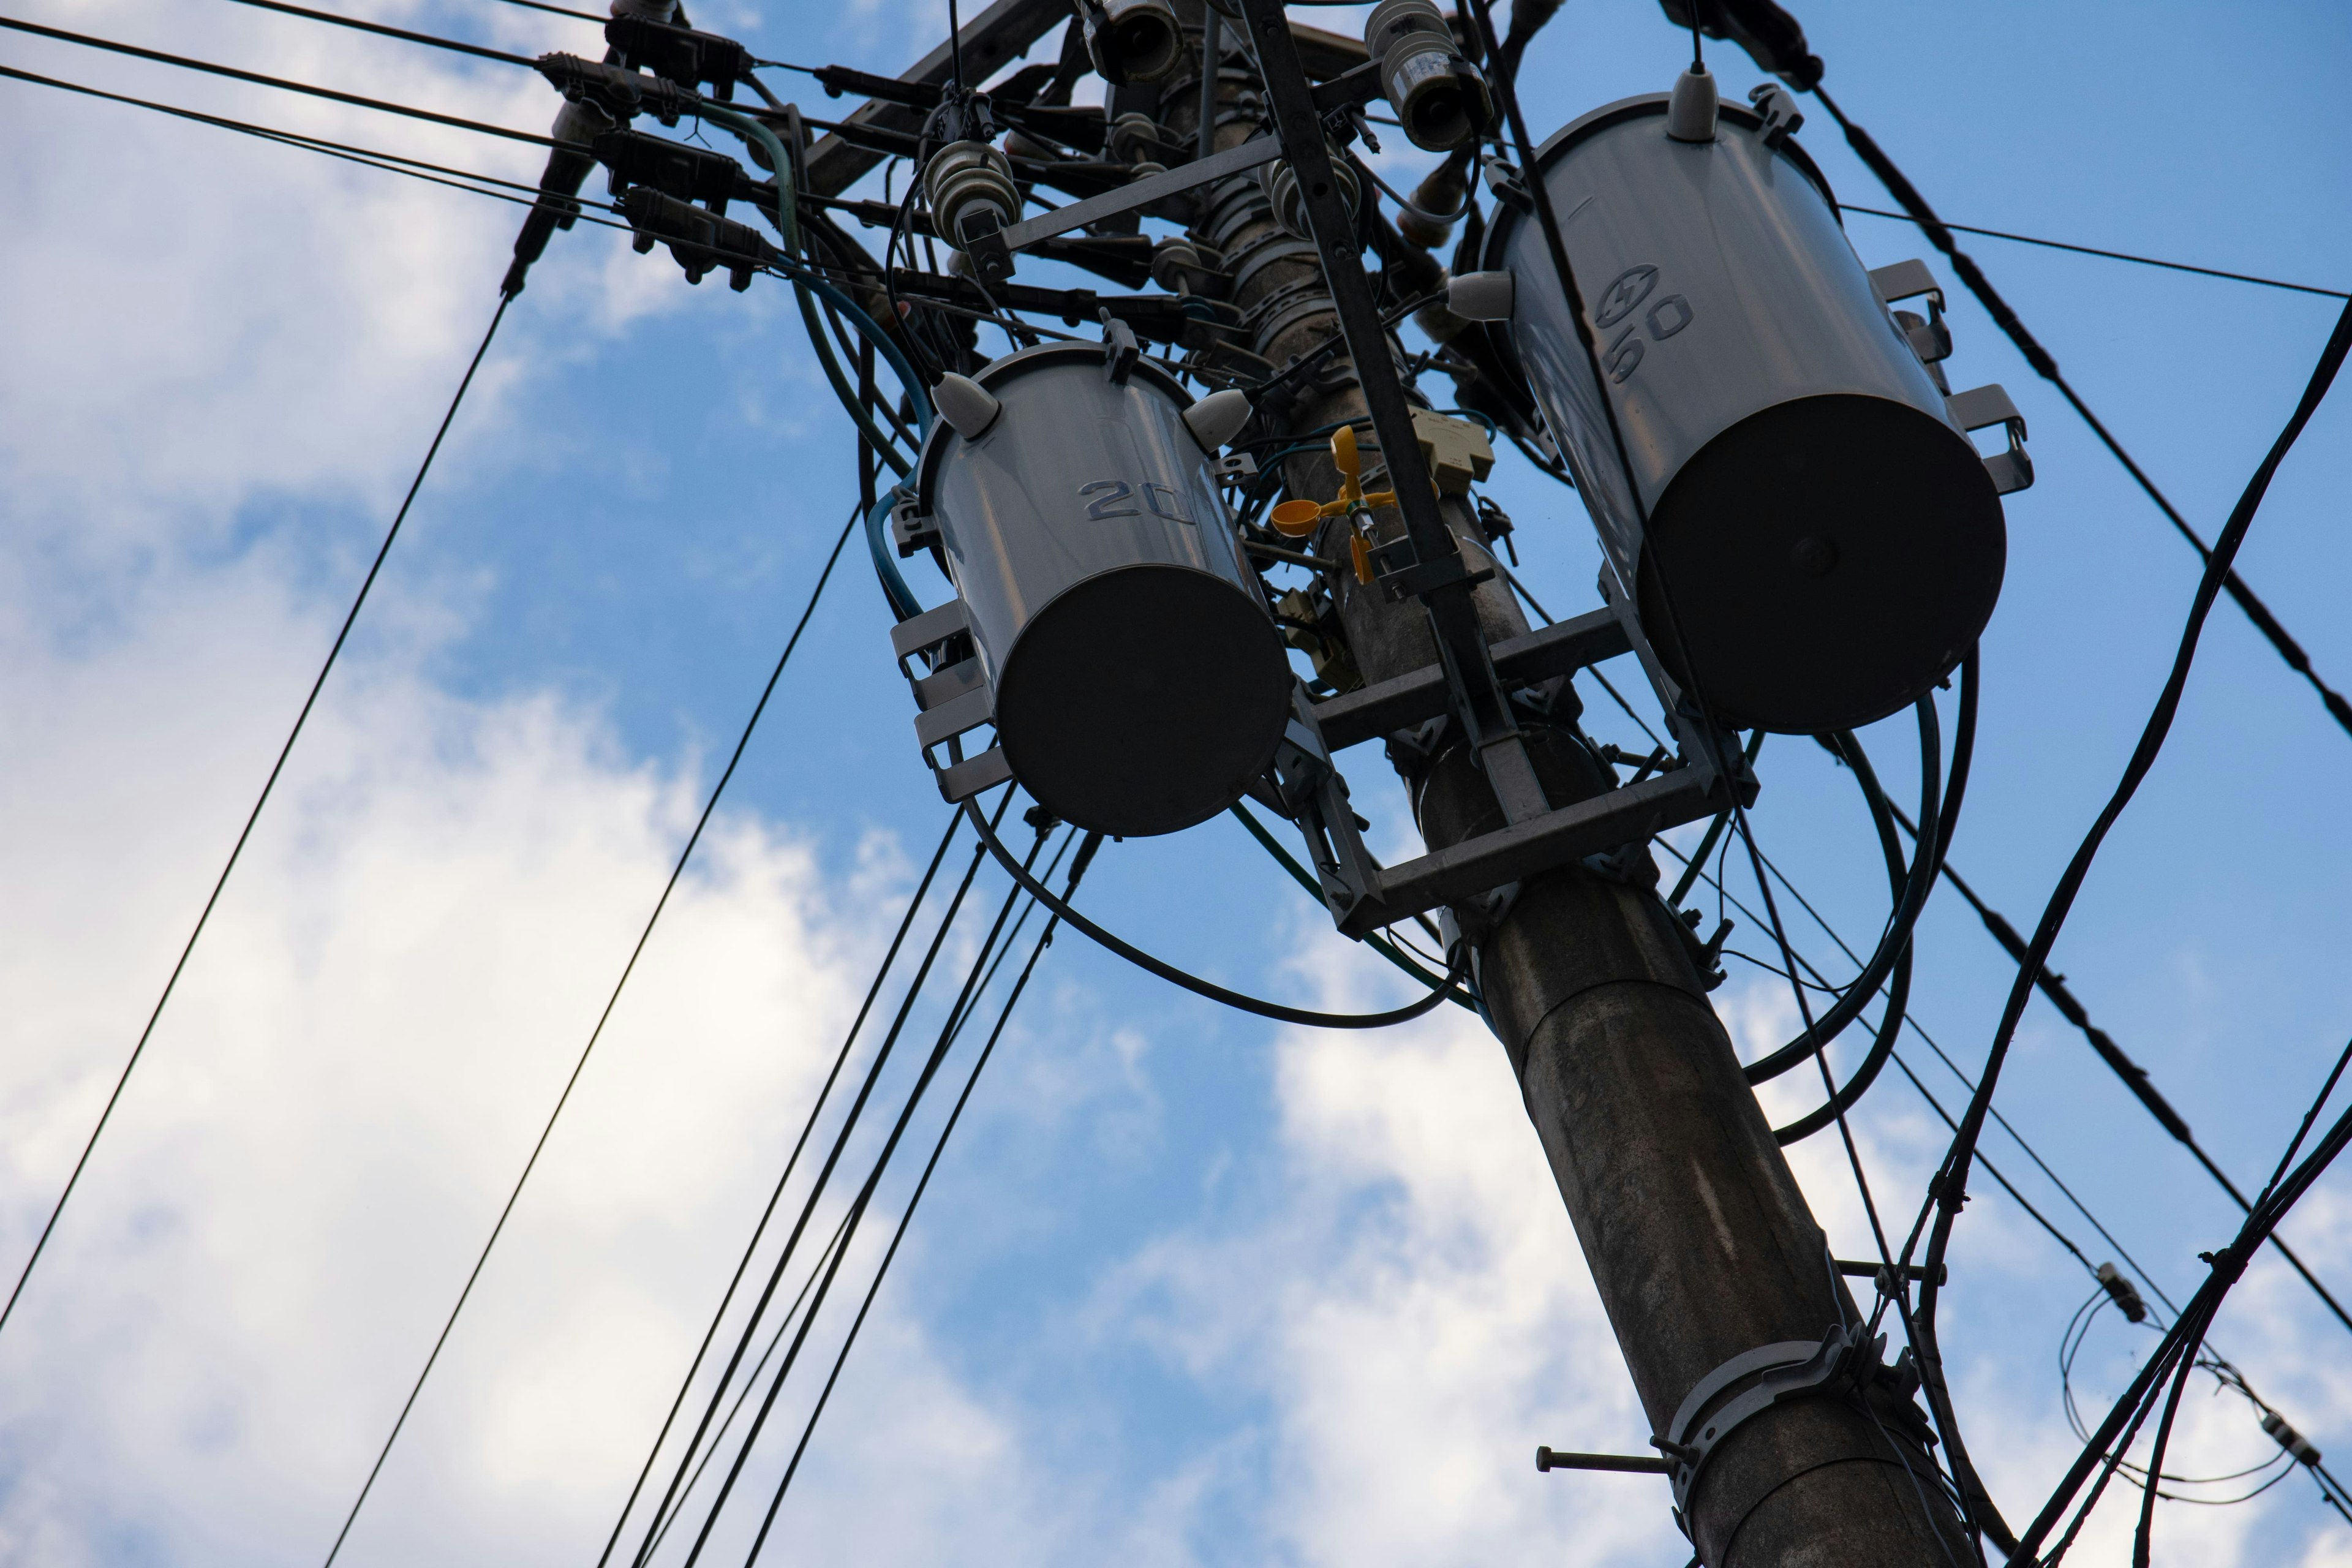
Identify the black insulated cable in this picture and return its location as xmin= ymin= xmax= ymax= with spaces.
xmin=1740 ymin=685 xmax=1948 ymax=1085
xmin=1885 ymin=799 xmax=2352 ymax=1341
xmin=0 ymin=62 xmax=570 ymax=207
xmin=318 ymin=505 xmax=862 ymax=1568
xmin=621 ymin=794 xmax=1022 ymax=1568
xmin=215 ymin=0 xmax=537 ymax=66
xmin=961 ymin=796 xmax=1470 ymax=1030
xmin=668 ymin=813 xmax=1050 ymax=1568
xmin=1836 ymin=203 xmax=2349 ymax=300
xmin=589 ymin=812 xmax=966 ymax=1568
xmin=0 ymin=290 xmax=511 ymax=1351
xmin=2021 ymin=1045 xmax=2352 ymax=1562
xmin=1914 ymin=293 xmax=2352 ymax=1561
xmin=737 ymin=834 xmax=1102 ymax=1563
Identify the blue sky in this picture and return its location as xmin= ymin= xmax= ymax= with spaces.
xmin=2 ymin=0 xmax=2350 ymax=1564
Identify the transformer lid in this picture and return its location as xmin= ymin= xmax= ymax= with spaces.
xmin=1471 ymin=89 xmax=1843 ymax=422
xmin=913 ymin=338 xmax=1199 ymax=514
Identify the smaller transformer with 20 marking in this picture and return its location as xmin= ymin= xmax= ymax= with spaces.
xmin=889 ymin=340 xmax=1292 ymax=839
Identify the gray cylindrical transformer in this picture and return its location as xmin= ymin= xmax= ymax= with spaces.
xmin=1485 ymin=94 xmax=2009 ymax=734
xmin=916 ymin=342 xmax=1292 ymax=837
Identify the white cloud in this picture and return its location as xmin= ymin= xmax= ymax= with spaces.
xmin=0 ymin=543 xmax=1081 ymax=1565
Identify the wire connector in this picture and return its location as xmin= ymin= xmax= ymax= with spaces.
xmin=2095 ymin=1261 xmax=2149 ymax=1324
xmin=536 ymin=53 xmax=699 ymax=127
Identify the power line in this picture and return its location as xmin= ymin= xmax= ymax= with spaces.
xmin=0 ymin=62 xmax=567 ymax=208
xmin=0 ymin=289 xmax=511 ymax=1346
xmin=0 ymin=15 xmax=568 ymax=148
xmin=1838 ymin=203 xmax=2350 ymax=300
xmin=589 ymin=811 xmax=969 ymax=1568
xmin=318 ymin=503 xmax=862 ymax=1567
xmin=963 ymin=799 xmax=1469 ymax=1030
xmin=1910 ymin=293 xmax=2352 ymax=1554
xmin=1882 ymin=799 xmax=2352 ymax=1338
xmin=617 ymin=796 xmax=1023 ymax=1568
xmin=215 ymin=0 xmax=537 ymax=67
xmin=739 ymin=837 xmax=1098 ymax=1563
xmin=667 ymin=809 xmax=1053 ymax=1567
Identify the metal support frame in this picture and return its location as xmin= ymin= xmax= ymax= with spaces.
xmin=1265 ymin=593 xmax=1733 ymax=938
xmin=1224 ymin=0 xmax=1752 ymax=943
xmin=1235 ymin=0 xmax=1547 ymax=823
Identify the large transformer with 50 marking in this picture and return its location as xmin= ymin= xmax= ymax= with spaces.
xmin=891 ymin=341 xmax=1291 ymax=838
xmin=1482 ymin=91 xmax=2030 ymax=734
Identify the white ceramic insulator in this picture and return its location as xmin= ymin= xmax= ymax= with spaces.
xmin=1182 ymin=388 xmax=1254 ymax=452
xmin=933 ymin=374 xmax=1003 ymax=440
xmin=1447 ymin=270 xmax=1515 ymax=323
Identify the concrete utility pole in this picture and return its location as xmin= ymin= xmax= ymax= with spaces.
xmin=1156 ymin=7 xmax=1970 ymax=1562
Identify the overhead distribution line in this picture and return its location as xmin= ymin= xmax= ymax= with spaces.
xmin=1838 ymin=203 xmax=2350 ymax=301
xmin=481 ymin=0 xmax=603 ymax=21
xmin=0 ymin=288 xmax=511 ymax=1348
xmin=1882 ymin=800 xmax=2352 ymax=1338
xmin=216 ymin=0 xmax=537 ymax=67
xmin=0 ymin=15 xmax=568 ymax=148
xmin=1811 ymin=85 xmax=2352 ymax=743
xmin=1657 ymin=796 xmax=2352 ymax=1532
xmin=318 ymin=505 xmax=862 ymax=1567
xmin=590 ymin=809 xmax=971 ymax=1568
xmin=1909 ymin=293 xmax=2352 ymax=1555
xmin=742 ymin=836 xmax=1098 ymax=1559
xmin=0 ymin=63 xmax=568 ymax=211
xmin=616 ymin=796 xmax=1022 ymax=1568
xmin=666 ymin=806 xmax=1051 ymax=1568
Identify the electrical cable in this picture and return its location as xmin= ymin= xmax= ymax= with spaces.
xmin=1227 ymin=801 xmax=1479 ymax=1010
xmin=1738 ymin=688 xmax=1945 ymax=1086
xmin=669 ymin=812 xmax=1052 ymax=1568
xmin=734 ymin=833 xmax=1103 ymax=1564
xmin=1657 ymin=796 xmax=2351 ymax=1527
xmin=639 ymin=1205 xmax=861 ymax=1556
xmin=319 ymin=503 xmax=861 ymax=1567
xmin=0 ymin=15 xmax=573 ymax=148
xmin=617 ymin=794 xmax=1020 ymax=1568
xmin=2021 ymin=1046 xmax=2352 ymax=1563
xmin=1765 ymin=728 xmax=1914 ymax=1146
xmin=483 ymin=0 xmax=602 ymax=20
xmin=1657 ymin=818 xmax=2346 ymax=1548
xmin=1811 ymin=85 xmax=2352 ymax=745
xmin=589 ymin=810 xmax=965 ymax=1568
xmin=0 ymin=62 xmax=556 ymax=198
xmin=1912 ymin=293 xmax=2352 ymax=1561
xmin=0 ymin=288 xmax=510 ymax=1352
xmin=1883 ymin=799 xmax=2352 ymax=1341
xmin=703 ymin=102 xmax=936 ymax=481
xmin=1836 ymin=203 xmax=2349 ymax=301
xmin=963 ymin=796 xmax=1468 ymax=1030
xmin=215 ymin=0 xmax=537 ymax=67
xmin=642 ymin=827 xmax=1080 ymax=1561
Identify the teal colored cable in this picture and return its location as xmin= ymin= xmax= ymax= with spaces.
xmin=700 ymin=104 xmax=932 ymax=469
xmin=866 ymin=486 xmax=924 ymax=620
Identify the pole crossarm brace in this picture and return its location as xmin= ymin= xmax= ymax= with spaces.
xmin=802 ymin=0 xmax=1065 ymax=198
xmin=970 ymin=137 xmax=1283 ymax=276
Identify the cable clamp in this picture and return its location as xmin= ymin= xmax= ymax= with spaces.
xmin=890 ymin=497 xmax=941 ymax=559
xmin=1660 ymin=1324 xmax=1884 ymax=1530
